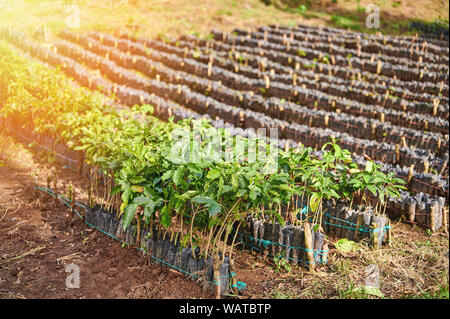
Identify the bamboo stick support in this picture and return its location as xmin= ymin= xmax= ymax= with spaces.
xmin=371 ymin=222 xmax=379 ymax=249
xmin=443 ymin=207 xmax=448 ymax=235
xmin=408 ymin=164 xmax=414 ymax=184
xmin=386 ymin=220 xmax=392 ymax=246
xmin=423 ymin=160 xmax=429 ymax=174
xmin=355 ymin=214 xmax=364 ymax=242
xmin=303 ymin=223 xmax=315 ymax=271
xmin=213 ymin=254 xmax=221 ymax=299
xmin=207 ymin=61 xmax=212 ymax=77
xmin=264 ymin=75 xmax=270 ymax=89
xmin=430 ymin=205 xmax=436 ymax=232
xmin=399 ymin=136 xmax=406 ymax=148
xmin=376 ymin=60 xmax=382 ymax=74
xmin=433 ymin=98 xmax=439 ymax=116
xmin=229 ymin=259 xmax=238 ymax=295
xmin=321 ymin=243 xmax=328 ymax=265
xmin=395 ymin=144 xmax=400 ymax=163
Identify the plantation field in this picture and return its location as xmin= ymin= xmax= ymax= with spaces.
xmin=0 ymin=0 xmax=449 ymax=300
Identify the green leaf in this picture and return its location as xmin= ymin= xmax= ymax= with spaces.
xmin=179 ymin=190 xmax=197 ymax=200
xmin=161 ymin=169 xmax=173 ymax=181
xmin=249 ymin=189 xmax=260 ymax=201
xmin=192 ymin=196 xmax=221 ymax=216
xmin=208 ymin=203 xmax=222 ymax=216
xmin=192 ymin=196 xmax=216 ymax=205
xmin=123 ymin=203 xmax=137 ymax=230
xmin=347 ymin=286 xmax=384 ymax=298
xmin=367 ymin=184 xmax=377 ymax=195
xmin=110 ymin=185 xmax=121 ymax=195
xmin=218 ymin=185 xmax=234 ymax=197
xmin=160 ymin=205 xmax=171 ymax=229
xmin=121 ymin=187 xmax=132 ymax=204
xmin=132 ymin=195 xmax=152 ymax=205
xmin=236 ymin=189 xmax=247 ymax=197
xmin=364 ymin=161 xmax=374 ymax=172
xmin=173 ymin=166 xmax=184 ymax=186
xmin=273 ymin=210 xmax=285 ymax=227
xmin=335 ymin=238 xmax=360 ymax=253
xmin=309 ymin=192 xmax=321 ymax=213
xmin=144 ymin=201 xmax=156 ymax=218
xmin=206 ymin=168 xmax=221 ymax=180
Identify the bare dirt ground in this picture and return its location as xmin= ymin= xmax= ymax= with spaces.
xmin=0 ymin=130 xmax=448 ymax=299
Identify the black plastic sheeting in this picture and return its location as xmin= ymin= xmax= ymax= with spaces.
xmin=85 ymin=205 xmax=231 ymax=295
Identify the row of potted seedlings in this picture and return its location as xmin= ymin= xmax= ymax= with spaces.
xmin=262 ymin=24 xmax=449 ymax=61
xmin=210 ymin=30 xmax=448 ymax=86
xmin=190 ymin=31 xmax=449 ymax=98
xmin=117 ymin=32 xmax=449 ymax=123
xmin=161 ymin=37 xmax=448 ymax=134
xmin=57 ymin=32 xmax=449 ymax=157
xmin=166 ymin=34 xmax=449 ymax=124
xmin=140 ymin=35 xmax=449 ymax=107
xmin=2 ymin=29 xmax=446 ymax=231
xmin=85 ymin=205 xmax=232 ymax=295
xmin=54 ymin=30 xmax=448 ymax=176
xmin=231 ymin=28 xmax=449 ymax=76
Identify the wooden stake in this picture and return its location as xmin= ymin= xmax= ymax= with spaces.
xmin=433 ymin=98 xmax=439 ymax=116
xmin=401 ymin=136 xmax=407 ymax=148
xmin=423 ymin=160 xmax=429 ymax=174
xmin=407 ymin=164 xmax=414 ymax=184
xmin=355 ymin=214 xmax=364 ymax=242
xmin=321 ymin=243 xmax=329 ymax=265
xmin=395 ymin=144 xmax=400 ymax=163
xmin=229 ymin=259 xmax=238 ymax=295
xmin=213 ymin=254 xmax=221 ymax=299
xmin=324 ymin=114 xmax=329 ymax=127
xmin=371 ymin=222 xmax=379 ymax=249
xmin=376 ymin=60 xmax=382 ymax=74
xmin=264 ymin=75 xmax=270 ymax=89
xmin=207 ymin=61 xmax=212 ymax=77
xmin=386 ymin=220 xmax=392 ymax=246
xmin=430 ymin=204 xmax=436 ymax=232
xmin=408 ymin=201 xmax=416 ymax=223
xmin=443 ymin=207 xmax=448 ymax=235
xmin=303 ymin=223 xmax=315 ymax=271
